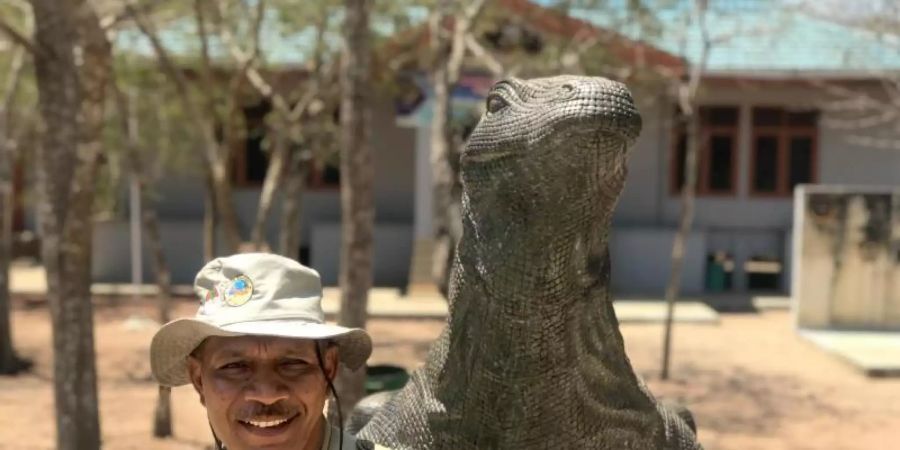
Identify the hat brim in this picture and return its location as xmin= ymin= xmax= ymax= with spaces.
xmin=150 ymin=318 xmax=373 ymax=387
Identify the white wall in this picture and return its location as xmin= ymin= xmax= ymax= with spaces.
xmin=609 ymin=228 xmax=707 ymax=295
xmin=310 ymin=223 xmax=413 ymax=287
xmin=93 ymin=100 xmax=416 ymax=285
xmin=614 ymin=87 xmax=668 ymax=226
xmin=99 ymin=80 xmax=899 ymax=293
xmin=93 ymin=220 xmax=211 ymax=285
xmin=610 ymin=80 xmax=900 ymax=294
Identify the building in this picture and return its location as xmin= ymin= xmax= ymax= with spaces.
xmin=62 ymin=1 xmax=900 ymax=298
xmin=407 ymin=2 xmax=900 ymax=300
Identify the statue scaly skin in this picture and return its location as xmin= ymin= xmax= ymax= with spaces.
xmin=360 ymin=76 xmax=703 ymax=450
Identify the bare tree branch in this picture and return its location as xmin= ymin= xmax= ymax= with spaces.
xmin=251 ymin=0 xmax=266 ymax=60
xmin=212 ymin=0 xmax=334 ymax=123
xmin=125 ymin=3 xmax=206 ymax=135
xmin=126 ymin=1 xmax=244 ymax=251
xmin=193 ymin=0 xmax=221 ymax=120
xmin=446 ymin=0 xmax=487 ymax=85
xmin=464 ymin=33 xmax=504 ymax=77
xmin=661 ymin=0 xmax=712 ymax=381
xmin=99 ymin=0 xmax=157 ymax=31
xmin=845 ymin=134 xmax=900 ymax=150
xmin=0 ymin=16 xmax=40 ymax=56
xmin=0 ymin=46 xmax=26 ymax=114
xmin=822 ymin=110 xmax=897 ymax=130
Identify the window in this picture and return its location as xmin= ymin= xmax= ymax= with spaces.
xmin=751 ymin=107 xmax=818 ymax=196
xmin=671 ymin=106 xmax=739 ymax=196
xmin=308 ymin=157 xmax=341 ymax=190
xmin=233 ymin=100 xmax=273 ymax=186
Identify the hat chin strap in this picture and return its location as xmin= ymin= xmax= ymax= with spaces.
xmin=211 ymin=425 xmax=225 ymax=450
xmin=316 ymin=341 xmax=343 ymax=450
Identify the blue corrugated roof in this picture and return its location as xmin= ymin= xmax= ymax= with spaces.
xmin=115 ymin=6 xmax=429 ymax=66
xmin=570 ymin=1 xmax=900 ymax=74
xmin=119 ymin=1 xmax=898 ymax=74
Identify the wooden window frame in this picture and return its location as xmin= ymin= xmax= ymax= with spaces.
xmin=234 ymin=148 xmax=342 ymax=192
xmin=670 ymin=106 xmax=740 ymax=197
xmin=307 ymin=160 xmax=341 ymax=191
xmin=231 ymin=100 xmax=273 ymax=188
xmin=749 ymin=107 xmax=818 ymax=198
xmin=231 ymin=143 xmax=258 ymax=188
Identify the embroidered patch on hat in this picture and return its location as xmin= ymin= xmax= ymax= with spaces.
xmin=224 ymin=275 xmax=254 ymax=306
xmin=202 ymin=288 xmax=217 ymax=304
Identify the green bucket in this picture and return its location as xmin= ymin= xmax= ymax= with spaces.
xmin=365 ymin=365 xmax=409 ymax=394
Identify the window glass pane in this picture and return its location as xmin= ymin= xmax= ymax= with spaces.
xmin=754 ymin=136 xmax=779 ymax=192
xmin=245 ymin=131 xmax=268 ymax=183
xmin=787 ymin=110 xmax=819 ymax=126
xmin=322 ymin=163 xmax=341 ymax=186
xmin=708 ymin=135 xmax=734 ymax=191
xmin=789 ymin=136 xmax=813 ymax=189
xmin=703 ymin=106 xmax=739 ymax=126
xmin=241 ymin=101 xmax=272 ymax=184
xmin=753 ymin=107 xmax=782 ymax=126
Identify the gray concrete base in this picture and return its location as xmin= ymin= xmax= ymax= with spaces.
xmin=800 ymin=329 xmax=900 ymax=377
xmin=752 ymin=295 xmax=792 ymax=311
xmin=613 ymin=300 xmax=719 ymax=324
xmin=11 ymin=261 xmax=719 ymax=324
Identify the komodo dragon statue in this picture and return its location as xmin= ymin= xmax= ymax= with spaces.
xmin=358 ymin=75 xmax=703 ymax=449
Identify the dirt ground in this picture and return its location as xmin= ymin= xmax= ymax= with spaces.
xmin=1 ymin=296 xmax=898 ymax=450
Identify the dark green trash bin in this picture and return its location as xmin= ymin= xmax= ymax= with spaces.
xmin=365 ymin=365 xmax=409 ymax=394
xmin=705 ymin=260 xmax=726 ymax=292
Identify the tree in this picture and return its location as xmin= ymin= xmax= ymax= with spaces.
xmin=428 ymin=0 xmax=493 ymax=298
xmin=422 ymin=0 xmax=664 ymax=298
xmin=660 ymin=0 xmax=711 ymax=380
xmin=334 ymin=0 xmax=375 ymax=417
xmin=28 ymin=0 xmax=112 ymax=447
xmin=213 ymin=0 xmax=342 ymax=255
xmin=127 ymin=0 xmax=246 ymax=257
xmin=109 ymin=75 xmax=176 ymax=437
xmin=0 ymin=4 xmax=32 ymax=375
xmin=801 ymin=2 xmax=900 ymax=151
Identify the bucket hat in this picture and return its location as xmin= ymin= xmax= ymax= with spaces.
xmin=150 ymin=253 xmax=372 ymax=387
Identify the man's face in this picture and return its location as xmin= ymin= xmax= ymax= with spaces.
xmin=188 ymin=336 xmax=338 ymax=450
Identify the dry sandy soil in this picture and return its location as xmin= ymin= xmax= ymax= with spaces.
xmin=1 ymin=296 xmax=898 ymax=450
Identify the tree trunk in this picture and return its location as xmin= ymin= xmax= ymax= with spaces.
xmin=209 ymin=152 xmax=242 ymax=253
xmin=0 ymin=146 xmax=19 ymax=374
xmin=429 ymin=9 xmax=455 ymax=298
xmin=112 ymin=80 xmax=175 ymax=437
xmin=429 ymin=0 xmax=487 ymax=299
xmin=143 ymin=209 xmax=172 ymax=324
xmin=249 ymin=126 xmax=289 ymax=250
xmin=660 ymin=108 xmax=699 ymax=380
xmin=0 ymin=43 xmax=27 ymax=374
xmin=660 ymin=0 xmax=710 ymax=381
xmin=203 ymin=173 xmax=217 ymax=261
xmin=126 ymin=4 xmax=243 ymax=254
xmin=334 ymin=0 xmax=374 ymax=420
xmin=146 ymin=196 xmax=173 ymax=437
xmin=278 ymin=150 xmax=308 ymax=258
xmin=31 ymin=0 xmax=111 ymax=447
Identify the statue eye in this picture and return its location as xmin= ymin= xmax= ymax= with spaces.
xmin=485 ymin=94 xmax=509 ymax=113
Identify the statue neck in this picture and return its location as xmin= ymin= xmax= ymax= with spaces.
xmin=435 ymin=202 xmax=659 ymax=439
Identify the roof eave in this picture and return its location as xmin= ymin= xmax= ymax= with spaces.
xmin=703 ymin=69 xmax=900 ymax=81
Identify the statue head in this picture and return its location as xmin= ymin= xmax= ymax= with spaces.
xmin=459 ymin=75 xmax=642 ymax=224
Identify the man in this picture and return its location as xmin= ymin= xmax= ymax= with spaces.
xmin=150 ymin=253 xmax=386 ymax=450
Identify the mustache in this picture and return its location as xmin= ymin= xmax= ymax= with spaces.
xmin=235 ymin=401 xmax=300 ymax=421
